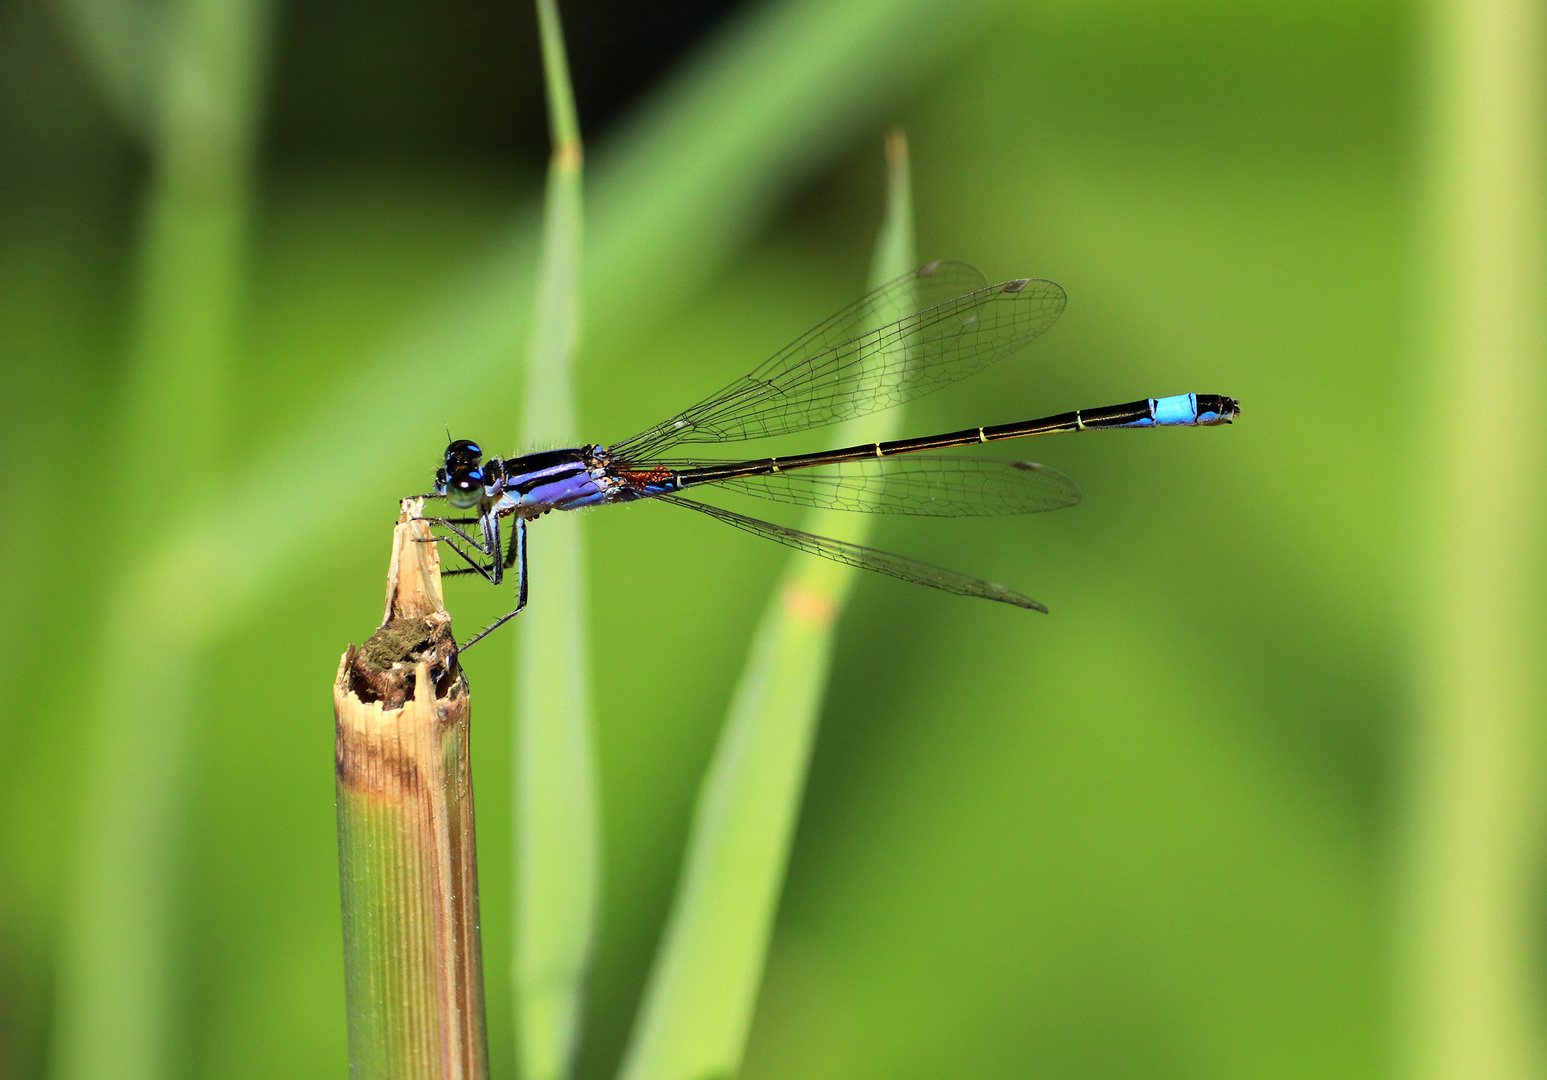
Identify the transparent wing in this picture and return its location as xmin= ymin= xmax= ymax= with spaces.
xmin=662 ymin=494 xmax=1046 ymax=611
xmin=704 ymin=456 xmax=1081 ymax=517
xmin=609 ymin=261 xmax=1066 ymax=462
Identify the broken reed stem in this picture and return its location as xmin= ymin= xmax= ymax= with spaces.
xmin=332 ymin=499 xmax=489 ymax=1080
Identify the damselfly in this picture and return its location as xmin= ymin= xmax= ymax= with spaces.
xmin=417 ymin=260 xmax=1239 ymax=649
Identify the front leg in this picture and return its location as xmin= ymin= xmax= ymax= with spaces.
xmin=481 ymin=513 xmax=504 ymax=585
xmin=423 ymin=512 xmax=504 ymax=584
xmin=438 ymin=544 xmax=493 ymax=580
xmin=423 ymin=515 xmax=497 ymax=559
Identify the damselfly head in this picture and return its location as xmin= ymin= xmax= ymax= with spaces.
xmin=440 ymin=438 xmax=487 ymax=510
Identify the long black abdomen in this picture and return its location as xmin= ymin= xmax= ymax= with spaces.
xmin=672 ymin=393 xmax=1239 ymax=488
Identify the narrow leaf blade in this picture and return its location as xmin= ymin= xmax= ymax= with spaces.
xmin=618 ymin=131 xmax=917 ymax=1080
xmin=515 ymin=6 xmax=599 ymax=1080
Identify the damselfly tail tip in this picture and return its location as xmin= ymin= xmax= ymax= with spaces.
xmin=1197 ymin=394 xmax=1241 ymax=425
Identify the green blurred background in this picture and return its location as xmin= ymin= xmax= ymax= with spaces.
xmin=1 ymin=0 xmax=1535 ymax=1077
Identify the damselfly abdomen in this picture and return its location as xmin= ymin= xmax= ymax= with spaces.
xmin=416 ymin=260 xmax=1239 ymax=649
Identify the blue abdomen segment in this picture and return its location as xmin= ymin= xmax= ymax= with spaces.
xmin=1117 ymin=393 xmax=1238 ymax=428
xmin=1152 ymin=393 xmax=1198 ymax=425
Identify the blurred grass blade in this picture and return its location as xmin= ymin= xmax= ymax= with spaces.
xmin=536 ymin=0 xmax=579 ymax=151
xmin=52 ymin=0 xmax=160 ymax=136
xmin=618 ymin=131 xmax=916 ymax=1080
xmin=335 ymin=504 xmax=488 ymax=1080
xmin=48 ymin=1 xmax=272 ymax=1079
xmin=1406 ymin=0 xmax=1546 ymax=1075
xmin=515 ymin=4 xmax=599 ymax=1080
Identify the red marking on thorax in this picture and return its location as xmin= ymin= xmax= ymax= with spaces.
xmin=618 ymin=467 xmax=676 ymax=487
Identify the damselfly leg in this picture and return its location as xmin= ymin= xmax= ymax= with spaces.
xmin=427 ymin=514 xmax=502 ymax=581
xmin=452 ymin=517 xmax=527 ymax=651
xmin=433 ymin=513 xmax=526 ymax=575
xmin=414 ymin=507 xmax=532 ymax=650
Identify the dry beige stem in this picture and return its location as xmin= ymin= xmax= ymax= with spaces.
xmin=332 ymin=499 xmax=488 ymax=1080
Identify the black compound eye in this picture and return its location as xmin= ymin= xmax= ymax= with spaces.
xmin=446 ymin=438 xmax=482 ymax=459
xmin=447 ymin=467 xmax=485 ymax=509
xmin=447 ymin=467 xmax=484 ymax=491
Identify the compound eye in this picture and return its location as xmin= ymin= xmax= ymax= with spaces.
xmin=447 ymin=467 xmax=484 ymax=510
xmin=446 ymin=438 xmax=482 ymax=460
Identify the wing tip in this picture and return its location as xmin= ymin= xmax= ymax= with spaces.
xmin=994 ymin=276 xmax=1067 ymax=308
xmin=996 ymin=586 xmax=1047 ymax=612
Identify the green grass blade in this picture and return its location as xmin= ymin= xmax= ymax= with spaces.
xmin=515 ymin=4 xmax=598 ymax=1080
xmin=1405 ymin=0 xmax=1546 ymax=1075
xmin=51 ymin=0 xmax=160 ymax=136
xmin=618 ymin=131 xmax=916 ymax=1080
xmin=47 ymin=2 xmax=272 ymax=1079
xmin=536 ymin=0 xmax=579 ymax=150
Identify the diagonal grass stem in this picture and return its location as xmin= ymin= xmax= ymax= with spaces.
xmin=48 ymin=1 xmax=273 ymax=1077
xmin=618 ymin=130 xmax=916 ymax=1080
xmin=1405 ymin=0 xmax=1547 ymax=1075
xmin=514 ymin=4 xmax=599 ymax=1080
